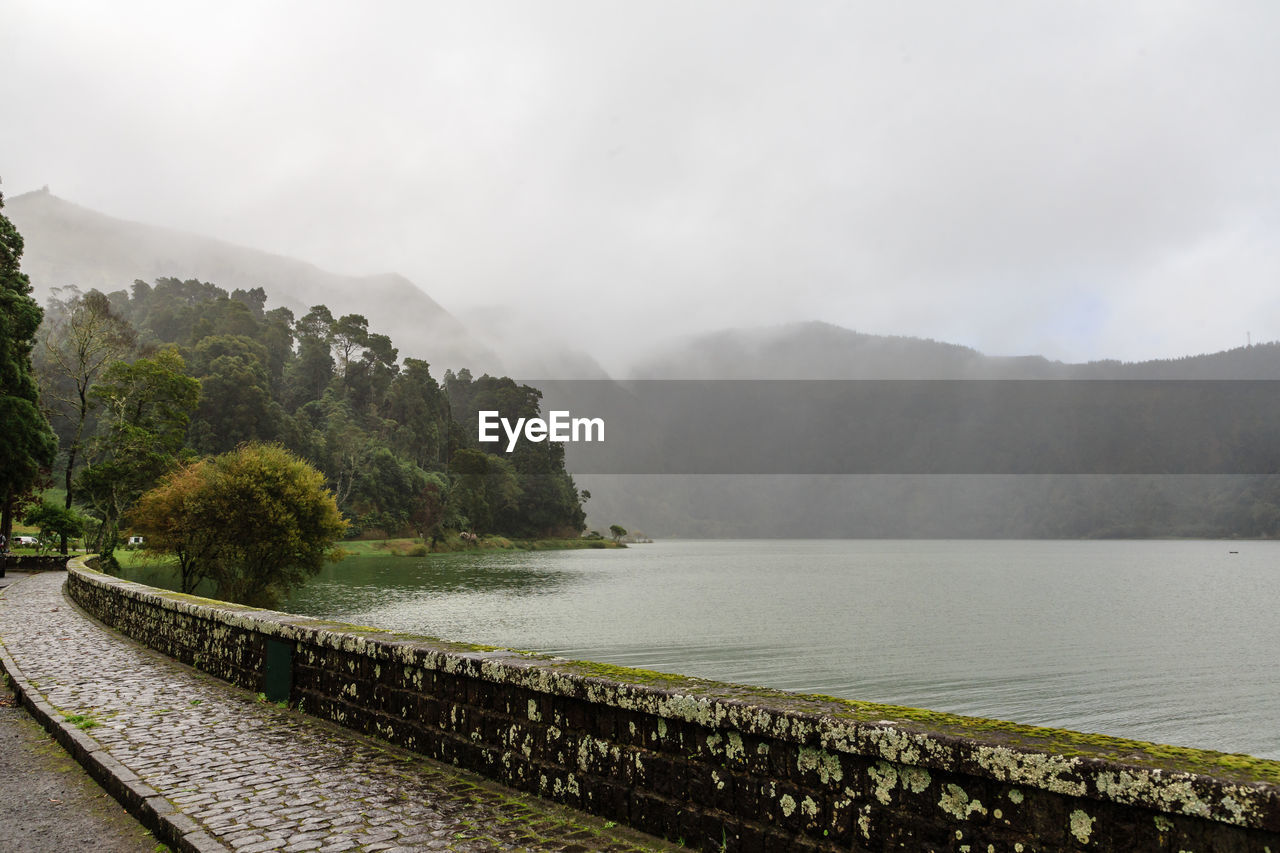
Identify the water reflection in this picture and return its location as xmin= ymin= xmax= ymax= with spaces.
xmin=282 ymin=551 xmax=580 ymax=637
xmin=299 ymin=551 xmax=577 ymax=595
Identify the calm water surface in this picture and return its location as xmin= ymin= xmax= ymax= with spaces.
xmin=269 ymin=540 xmax=1278 ymax=758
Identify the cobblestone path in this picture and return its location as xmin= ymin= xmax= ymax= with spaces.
xmin=0 ymin=572 xmax=671 ymax=852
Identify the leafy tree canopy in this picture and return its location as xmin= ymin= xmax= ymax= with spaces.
xmin=20 ymin=500 xmax=84 ymax=545
xmin=77 ymin=347 xmax=201 ymax=564
xmin=131 ymin=443 xmax=347 ymax=607
xmin=44 ymin=276 xmax=588 ymax=552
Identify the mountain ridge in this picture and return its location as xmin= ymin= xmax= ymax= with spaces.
xmin=630 ymin=319 xmax=1280 ymax=380
xmin=6 ymin=187 xmax=499 ymax=373
xmin=10 ymin=188 xmax=1277 ymax=381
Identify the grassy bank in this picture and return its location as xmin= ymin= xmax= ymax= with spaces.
xmin=101 ymin=535 xmax=623 ymax=577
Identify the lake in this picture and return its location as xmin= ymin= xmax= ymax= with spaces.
xmin=131 ymin=539 xmax=1280 ymax=759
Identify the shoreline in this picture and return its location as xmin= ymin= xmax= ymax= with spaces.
xmin=337 ymin=536 xmax=627 ymax=557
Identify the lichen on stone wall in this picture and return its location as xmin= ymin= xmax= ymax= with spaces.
xmin=868 ymin=761 xmax=898 ymax=805
xmin=938 ymin=782 xmax=988 ymax=821
xmin=797 ymin=745 xmax=842 ymax=784
xmin=1069 ymin=808 xmax=1095 ymax=844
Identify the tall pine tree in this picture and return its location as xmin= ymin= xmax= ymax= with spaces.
xmin=0 ymin=188 xmax=58 ymax=540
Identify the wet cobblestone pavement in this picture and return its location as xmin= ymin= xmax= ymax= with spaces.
xmin=0 ymin=572 xmax=672 ymax=852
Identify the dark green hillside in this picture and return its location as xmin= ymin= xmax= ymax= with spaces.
xmin=33 ymin=278 xmax=587 ymax=562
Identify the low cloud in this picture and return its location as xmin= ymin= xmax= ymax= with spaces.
xmin=4 ymin=1 xmax=1278 ymax=369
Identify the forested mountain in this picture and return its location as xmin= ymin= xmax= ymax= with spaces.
xmin=8 ymin=188 xmax=498 ymax=374
xmin=35 ymin=278 xmax=587 ymax=556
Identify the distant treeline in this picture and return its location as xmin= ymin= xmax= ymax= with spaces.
xmin=547 ymin=379 xmax=1280 ymax=475
xmin=575 ymin=473 xmax=1280 ymax=539
xmin=36 ymin=278 xmax=587 ymax=545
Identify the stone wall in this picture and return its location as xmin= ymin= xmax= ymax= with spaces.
xmin=66 ymin=563 xmax=1280 ymax=852
xmin=0 ymin=554 xmax=70 ymax=573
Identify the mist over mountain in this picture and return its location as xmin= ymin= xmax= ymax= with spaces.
xmin=630 ymin=320 xmax=1280 ymax=380
xmin=7 ymin=188 xmax=498 ymax=374
xmin=588 ymin=323 xmax=1280 ymax=539
xmin=632 ymin=322 xmax=999 ymax=379
xmin=458 ymin=304 xmax=613 ymax=381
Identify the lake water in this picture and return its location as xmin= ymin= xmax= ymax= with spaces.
xmin=265 ymin=539 xmax=1280 ymax=760
xmin=117 ymin=539 xmax=1277 ymax=758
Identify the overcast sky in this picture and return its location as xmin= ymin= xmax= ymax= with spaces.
xmin=4 ymin=1 xmax=1279 ymax=369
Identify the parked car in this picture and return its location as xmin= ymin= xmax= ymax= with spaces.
xmin=14 ymin=536 xmax=40 ymax=546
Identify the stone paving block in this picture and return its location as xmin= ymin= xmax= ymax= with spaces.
xmin=240 ymin=839 xmax=290 ymax=853
xmin=228 ymin=832 xmax=268 ymax=847
xmin=0 ymin=572 xmax=673 ymax=853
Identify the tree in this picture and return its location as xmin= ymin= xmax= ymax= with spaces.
xmin=259 ymin=306 xmax=295 ymax=394
xmin=347 ymin=445 xmax=429 ymax=535
xmin=187 ymin=335 xmax=282 ymax=453
xmin=610 ymin=524 xmax=628 ymax=543
xmin=0 ymin=189 xmax=58 ymax=541
xmin=344 ymin=331 xmax=398 ymax=413
xmin=76 ymin=348 xmax=199 ymax=562
xmin=92 ymin=347 xmax=199 ymax=453
xmin=449 ymin=448 xmax=521 ymax=535
xmin=39 ymin=287 xmax=136 ymax=542
xmin=230 ymin=286 xmax=267 ymax=319
xmin=384 ymin=358 xmax=444 ymax=468
xmin=130 ymin=443 xmax=347 ymax=607
xmin=408 ymin=474 xmax=449 ymax=543
xmin=284 ymin=334 xmax=335 ymax=410
xmin=127 ymin=461 xmax=219 ymax=594
xmin=285 ymin=306 xmax=336 ymax=409
xmin=20 ymin=500 xmax=84 ymax=550
xmin=295 ymin=304 xmax=334 ymax=342
xmin=315 ymin=401 xmax=370 ymax=509
xmin=331 ymin=313 xmax=369 ymax=378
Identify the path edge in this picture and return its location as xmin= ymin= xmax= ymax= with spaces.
xmin=0 ymin=568 xmax=228 ymax=853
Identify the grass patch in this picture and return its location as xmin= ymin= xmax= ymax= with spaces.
xmin=110 ymin=549 xmax=178 ymax=570
xmin=62 ymin=713 xmax=100 ymax=731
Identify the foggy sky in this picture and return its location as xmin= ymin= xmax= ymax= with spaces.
xmin=4 ymin=2 xmax=1279 ymax=371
